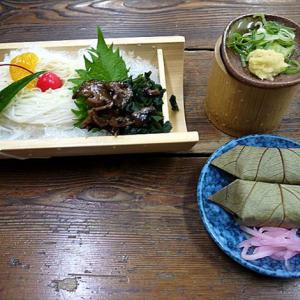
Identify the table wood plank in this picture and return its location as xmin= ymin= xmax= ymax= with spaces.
xmin=0 ymin=156 xmax=298 ymax=299
xmin=1 ymin=0 xmax=300 ymax=49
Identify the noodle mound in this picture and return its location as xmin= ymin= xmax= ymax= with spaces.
xmin=0 ymin=46 xmax=82 ymax=139
xmin=0 ymin=46 xmax=158 ymax=140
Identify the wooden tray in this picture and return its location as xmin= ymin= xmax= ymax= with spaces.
xmin=0 ymin=37 xmax=199 ymax=159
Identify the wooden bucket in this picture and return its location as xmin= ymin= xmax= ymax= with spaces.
xmin=205 ymin=37 xmax=300 ymax=137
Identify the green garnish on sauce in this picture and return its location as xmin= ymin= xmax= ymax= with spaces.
xmin=226 ymin=13 xmax=300 ymax=74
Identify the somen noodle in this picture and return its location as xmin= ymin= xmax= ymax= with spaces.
xmin=0 ymin=46 xmax=159 ymax=140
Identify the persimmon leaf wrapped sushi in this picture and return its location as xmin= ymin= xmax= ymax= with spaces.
xmin=211 ymin=145 xmax=300 ymax=184
xmin=209 ymin=179 xmax=300 ymax=228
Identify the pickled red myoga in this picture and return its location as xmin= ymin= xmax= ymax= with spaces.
xmin=239 ymin=226 xmax=300 ymax=269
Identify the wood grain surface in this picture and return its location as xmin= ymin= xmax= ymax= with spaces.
xmin=1 ymin=0 xmax=300 ymax=49
xmin=1 ymin=1 xmax=300 ymax=299
xmin=0 ymin=156 xmax=298 ymax=300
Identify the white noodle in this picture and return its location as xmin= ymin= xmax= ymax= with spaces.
xmin=0 ymin=45 xmax=159 ymax=140
xmin=2 ymin=88 xmax=76 ymax=126
xmin=0 ymin=47 xmax=82 ymax=139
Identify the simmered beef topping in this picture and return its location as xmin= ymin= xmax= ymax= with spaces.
xmin=73 ymin=80 xmax=156 ymax=135
xmin=73 ymin=80 xmax=133 ymax=110
xmin=131 ymin=107 xmax=156 ymax=127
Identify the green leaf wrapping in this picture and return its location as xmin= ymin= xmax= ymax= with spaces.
xmin=211 ymin=145 xmax=300 ymax=184
xmin=0 ymin=71 xmax=46 ymax=112
xmin=209 ymin=179 xmax=300 ymax=228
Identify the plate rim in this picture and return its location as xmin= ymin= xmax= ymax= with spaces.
xmin=197 ymin=133 xmax=300 ymax=278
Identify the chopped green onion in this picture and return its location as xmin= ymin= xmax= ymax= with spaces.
xmin=281 ymin=59 xmax=300 ymax=74
xmin=227 ymin=13 xmax=299 ymax=74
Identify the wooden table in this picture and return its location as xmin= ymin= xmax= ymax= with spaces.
xmin=1 ymin=1 xmax=300 ymax=299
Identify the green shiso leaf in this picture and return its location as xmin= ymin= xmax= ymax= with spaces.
xmin=0 ymin=71 xmax=46 ymax=113
xmin=70 ymin=26 xmax=128 ymax=89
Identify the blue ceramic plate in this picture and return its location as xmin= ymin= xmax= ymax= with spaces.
xmin=197 ymin=134 xmax=300 ymax=278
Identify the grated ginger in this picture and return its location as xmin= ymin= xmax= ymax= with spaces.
xmin=247 ymin=49 xmax=288 ymax=81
